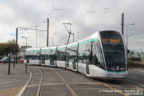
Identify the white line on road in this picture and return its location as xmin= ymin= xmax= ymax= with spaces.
xmin=54 ymin=71 xmax=78 ymax=96
xmin=134 ymin=69 xmax=144 ymax=73
xmin=17 ymin=70 xmax=32 ymax=96
xmin=126 ymin=79 xmax=144 ymax=87
xmin=27 ymin=82 xmax=100 ymax=87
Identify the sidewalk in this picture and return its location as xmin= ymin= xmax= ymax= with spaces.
xmin=0 ymin=63 xmax=29 ymax=96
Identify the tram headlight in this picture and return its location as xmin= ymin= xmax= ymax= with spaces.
xmin=120 ymin=68 xmax=125 ymax=71
xmin=110 ymin=67 xmax=115 ymax=71
xmin=116 ymin=66 xmax=119 ymax=71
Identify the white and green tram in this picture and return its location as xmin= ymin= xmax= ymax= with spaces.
xmin=24 ymin=31 xmax=128 ymax=79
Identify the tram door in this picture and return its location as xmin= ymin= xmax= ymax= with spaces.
xmin=66 ymin=53 xmax=69 ymax=68
xmin=83 ymin=42 xmax=93 ymax=74
xmin=49 ymin=50 xmax=56 ymax=66
xmin=50 ymin=55 xmax=55 ymax=65
xmin=86 ymin=62 xmax=89 ymax=74
xmin=66 ymin=45 xmax=78 ymax=70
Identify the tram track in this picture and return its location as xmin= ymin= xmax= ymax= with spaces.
xmin=36 ymin=71 xmax=43 ymax=96
xmin=54 ymin=71 xmax=78 ymax=96
xmin=20 ymin=66 xmax=144 ymax=96
xmin=22 ymin=68 xmax=43 ymax=96
xmin=94 ymin=78 xmax=144 ymax=96
xmin=126 ymin=79 xmax=144 ymax=88
xmin=17 ymin=70 xmax=32 ymax=96
xmin=31 ymin=68 xmax=77 ymax=96
xmin=95 ymin=80 xmax=129 ymax=96
xmin=50 ymin=69 xmax=127 ymax=96
xmin=43 ymin=68 xmax=143 ymax=96
xmin=43 ymin=68 xmax=78 ymax=96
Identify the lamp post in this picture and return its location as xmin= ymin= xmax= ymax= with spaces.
xmin=21 ymin=36 xmax=29 ymax=74
xmin=15 ymin=27 xmax=46 ymax=64
xmin=21 ymin=36 xmax=29 ymax=47
xmin=125 ymin=23 xmax=135 ymax=49
xmin=47 ymin=18 xmax=49 ymax=47
xmin=53 ymin=33 xmax=56 ymax=46
xmin=77 ymin=32 xmax=79 ymax=41
xmin=34 ymin=26 xmax=38 ymax=48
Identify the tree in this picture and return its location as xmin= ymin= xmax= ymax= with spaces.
xmin=0 ymin=39 xmax=19 ymax=56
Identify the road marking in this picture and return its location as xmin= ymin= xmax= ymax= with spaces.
xmin=126 ymin=79 xmax=144 ymax=87
xmin=134 ymin=69 xmax=144 ymax=73
xmin=36 ymin=71 xmax=42 ymax=96
xmin=54 ymin=71 xmax=78 ymax=96
xmin=96 ymin=80 xmax=129 ymax=96
xmin=126 ymin=79 xmax=144 ymax=95
xmin=17 ymin=70 xmax=32 ymax=96
xmin=28 ymin=82 xmax=101 ymax=87
xmin=130 ymin=84 xmax=144 ymax=90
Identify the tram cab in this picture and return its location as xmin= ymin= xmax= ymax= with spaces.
xmin=99 ymin=31 xmax=127 ymax=79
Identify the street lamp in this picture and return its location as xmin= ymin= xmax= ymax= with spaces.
xmin=77 ymin=32 xmax=79 ymax=41
xmin=16 ymin=27 xmax=46 ymax=64
xmin=125 ymin=23 xmax=135 ymax=49
xmin=53 ymin=33 xmax=56 ymax=46
xmin=21 ymin=36 xmax=29 ymax=47
xmin=34 ymin=26 xmax=38 ymax=48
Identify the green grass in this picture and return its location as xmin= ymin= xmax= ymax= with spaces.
xmin=141 ymin=58 xmax=144 ymax=62
xmin=128 ymin=60 xmax=144 ymax=67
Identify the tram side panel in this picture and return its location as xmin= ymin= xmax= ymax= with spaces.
xmin=78 ymin=40 xmax=92 ymax=75
xmin=56 ymin=47 xmax=66 ymax=68
xmin=66 ymin=44 xmax=78 ymax=71
xmin=24 ymin=49 xmax=41 ymax=65
xmin=41 ymin=48 xmax=56 ymax=67
xmin=88 ymin=40 xmax=107 ymax=77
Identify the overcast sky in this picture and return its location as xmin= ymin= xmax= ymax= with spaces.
xmin=0 ymin=0 xmax=144 ymax=50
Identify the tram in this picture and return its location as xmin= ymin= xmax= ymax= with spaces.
xmin=24 ymin=30 xmax=128 ymax=79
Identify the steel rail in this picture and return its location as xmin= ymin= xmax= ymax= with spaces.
xmin=36 ymin=71 xmax=43 ymax=96
xmin=54 ymin=71 xmax=78 ymax=96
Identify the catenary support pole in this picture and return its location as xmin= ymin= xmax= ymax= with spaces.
xmin=47 ymin=18 xmax=49 ymax=47
xmin=122 ymin=13 xmax=124 ymax=36
xmin=8 ymin=53 xmax=11 ymax=75
xmin=16 ymin=28 xmax=18 ymax=65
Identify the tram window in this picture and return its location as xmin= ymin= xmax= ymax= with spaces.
xmin=25 ymin=50 xmax=40 ymax=60
xmin=78 ymin=52 xmax=83 ymax=63
xmin=41 ymin=49 xmax=56 ymax=60
xmin=67 ymin=46 xmax=77 ymax=62
xmin=25 ymin=55 xmax=38 ymax=60
xmin=56 ymin=49 xmax=66 ymax=61
xmin=78 ymin=42 xmax=91 ymax=64
xmin=41 ymin=55 xmax=49 ymax=60
xmin=92 ymin=41 xmax=105 ymax=69
xmin=24 ymin=55 xmax=29 ymax=59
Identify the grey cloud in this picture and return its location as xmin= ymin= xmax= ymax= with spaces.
xmin=0 ymin=0 xmax=144 ymax=51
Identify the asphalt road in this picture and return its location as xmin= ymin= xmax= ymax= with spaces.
xmin=0 ymin=63 xmax=144 ymax=96
xmin=0 ymin=63 xmax=29 ymax=89
xmin=21 ymin=66 xmax=144 ymax=96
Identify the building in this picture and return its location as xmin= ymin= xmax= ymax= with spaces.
xmin=19 ymin=46 xmax=32 ymax=57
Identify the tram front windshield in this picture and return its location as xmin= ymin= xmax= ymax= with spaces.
xmin=100 ymin=31 xmax=126 ymax=72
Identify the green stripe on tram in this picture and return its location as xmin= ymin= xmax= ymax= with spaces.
xmin=67 ymin=38 xmax=98 ymax=48
xmin=57 ymin=47 xmax=66 ymax=50
xmin=79 ymin=38 xmax=98 ymax=45
xmin=29 ymin=38 xmax=99 ymax=51
xmin=41 ymin=48 xmax=56 ymax=51
xmin=57 ymin=38 xmax=98 ymax=49
xmin=27 ymin=49 xmax=40 ymax=51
